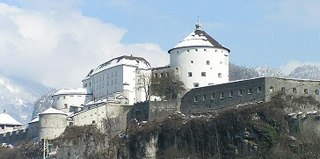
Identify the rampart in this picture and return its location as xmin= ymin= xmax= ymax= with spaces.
xmin=129 ymin=100 xmax=180 ymax=123
xmin=0 ymin=127 xmax=31 ymax=145
xmin=181 ymin=77 xmax=320 ymax=114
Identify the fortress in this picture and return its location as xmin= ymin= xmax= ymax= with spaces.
xmin=1 ymin=22 xmax=320 ymax=146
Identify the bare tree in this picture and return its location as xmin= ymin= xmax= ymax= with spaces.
xmin=151 ymin=72 xmax=186 ymax=100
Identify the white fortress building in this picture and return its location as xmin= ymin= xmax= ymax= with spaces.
xmin=82 ymin=55 xmax=151 ymax=105
xmin=52 ymin=88 xmax=92 ymax=113
xmin=168 ymin=23 xmax=230 ymax=90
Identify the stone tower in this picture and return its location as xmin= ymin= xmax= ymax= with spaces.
xmin=168 ymin=22 xmax=230 ymax=90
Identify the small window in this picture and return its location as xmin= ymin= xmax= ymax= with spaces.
xmin=257 ymin=87 xmax=262 ymax=93
xmin=206 ymin=60 xmax=210 ymax=65
xmin=201 ymin=72 xmax=206 ymax=77
xmin=64 ymin=104 xmax=68 ymax=108
xmin=211 ymin=93 xmax=215 ymax=100
xmin=315 ymin=90 xmax=319 ymax=95
xmin=218 ymin=73 xmax=222 ymax=78
xmin=187 ymin=50 xmax=190 ymax=52
xmin=154 ymin=73 xmax=158 ymax=78
xmin=204 ymin=49 xmax=207 ymax=51
xmin=195 ymin=49 xmax=198 ymax=51
xmin=193 ymin=83 xmax=199 ymax=88
xmin=281 ymin=87 xmax=286 ymax=92
xmin=191 ymin=61 xmax=194 ymax=63
xmin=229 ymin=91 xmax=233 ymax=97
xmin=293 ymin=88 xmax=297 ymax=93
xmin=166 ymin=72 xmax=169 ymax=77
xmin=63 ymin=96 xmax=66 ymax=99
xmin=202 ymin=95 xmax=207 ymax=101
xmin=220 ymin=92 xmax=224 ymax=99
xmin=238 ymin=89 xmax=243 ymax=96
xmin=248 ymin=88 xmax=253 ymax=94
xmin=188 ymin=72 xmax=192 ymax=77
xmin=304 ymin=89 xmax=309 ymax=94
xmin=193 ymin=96 xmax=198 ymax=102
xmin=160 ymin=73 xmax=164 ymax=78
xmin=270 ymin=86 xmax=274 ymax=92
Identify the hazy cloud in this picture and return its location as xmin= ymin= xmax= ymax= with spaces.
xmin=265 ymin=0 xmax=320 ymax=29
xmin=0 ymin=2 xmax=169 ymax=88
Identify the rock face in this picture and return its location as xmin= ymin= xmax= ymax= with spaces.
xmin=7 ymin=93 xmax=318 ymax=159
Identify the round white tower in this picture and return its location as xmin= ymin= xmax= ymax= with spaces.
xmin=39 ymin=107 xmax=67 ymax=140
xmin=169 ymin=23 xmax=230 ymax=90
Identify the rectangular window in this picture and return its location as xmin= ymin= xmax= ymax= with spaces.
xmin=220 ymin=92 xmax=224 ymax=99
xmin=211 ymin=93 xmax=215 ymax=100
xmin=188 ymin=72 xmax=192 ymax=77
xmin=201 ymin=72 xmax=206 ymax=77
xmin=248 ymin=88 xmax=253 ymax=94
xmin=229 ymin=91 xmax=233 ymax=97
xmin=218 ymin=73 xmax=222 ymax=78
xmin=238 ymin=89 xmax=243 ymax=96
xmin=206 ymin=60 xmax=210 ymax=65
xmin=191 ymin=61 xmax=194 ymax=63
xmin=203 ymin=95 xmax=207 ymax=101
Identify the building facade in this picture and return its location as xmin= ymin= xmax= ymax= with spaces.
xmin=52 ymin=88 xmax=92 ymax=113
xmin=82 ymin=55 xmax=151 ymax=105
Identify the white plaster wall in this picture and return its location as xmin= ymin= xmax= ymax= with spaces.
xmin=52 ymin=95 xmax=90 ymax=113
xmin=0 ymin=125 xmax=19 ymax=134
xmin=39 ymin=114 xmax=67 ymax=140
xmin=170 ymin=47 xmax=229 ymax=90
xmin=91 ymin=66 xmax=125 ymax=100
xmin=73 ymin=105 xmax=107 ymax=130
xmin=123 ymin=66 xmax=138 ymax=104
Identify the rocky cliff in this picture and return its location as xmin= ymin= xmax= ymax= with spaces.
xmin=2 ymin=93 xmax=320 ymax=158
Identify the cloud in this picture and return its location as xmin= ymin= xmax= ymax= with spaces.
xmin=0 ymin=2 xmax=169 ymax=89
xmin=279 ymin=60 xmax=320 ymax=75
xmin=265 ymin=0 xmax=320 ymax=29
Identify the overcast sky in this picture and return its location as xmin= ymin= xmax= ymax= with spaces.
xmin=0 ymin=0 xmax=319 ymax=89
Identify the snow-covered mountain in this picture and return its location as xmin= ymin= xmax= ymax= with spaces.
xmin=31 ymin=89 xmax=55 ymax=119
xmin=288 ymin=65 xmax=320 ymax=80
xmin=0 ymin=73 xmax=50 ymax=124
xmin=229 ymin=64 xmax=284 ymax=81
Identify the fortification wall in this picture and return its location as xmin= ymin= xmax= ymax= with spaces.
xmin=181 ymin=78 xmax=266 ymax=114
xmin=181 ymin=77 xmax=320 ymax=114
xmin=264 ymin=77 xmax=320 ymax=101
xmin=129 ymin=101 xmax=179 ymax=123
xmin=0 ymin=128 xmax=29 ymax=145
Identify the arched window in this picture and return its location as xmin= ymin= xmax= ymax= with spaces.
xmin=270 ymin=86 xmax=274 ymax=92
xmin=304 ymin=89 xmax=309 ymax=94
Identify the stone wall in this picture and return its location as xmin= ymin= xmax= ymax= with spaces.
xmin=181 ymin=77 xmax=266 ymax=114
xmin=129 ymin=101 xmax=179 ymax=123
xmin=0 ymin=128 xmax=29 ymax=145
xmin=181 ymin=77 xmax=320 ymax=114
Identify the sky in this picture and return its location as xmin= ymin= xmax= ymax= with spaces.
xmin=0 ymin=0 xmax=319 ymax=88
